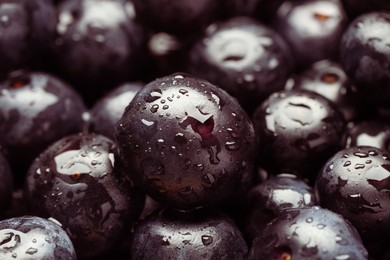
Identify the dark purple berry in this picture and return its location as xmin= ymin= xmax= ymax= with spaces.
xmin=188 ymin=16 xmax=294 ymax=114
xmin=24 ymin=133 xmax=145 ymax=259
xmin=115 ymin=73 xmax=256 ymax=210
xmin=131 ymin=207 xmax=248 ymax=259
xmin=340 ymin=11 xmax=390 ymax=108
xmin=0 ymin=215 xmax=76 ymax=259
xmin=315 ymin=146 xmax=390 ymax=242
xmin=252 ymin=89 xmax=347 ymax=180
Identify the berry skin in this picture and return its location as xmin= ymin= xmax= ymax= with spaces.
xmin=340 ymin=11 xmax=390 ymax=108
xmin=130 ymin=207 xmax=248 ymax=260
xmin=0 ymin=216 xmax=76 ymax=259
xmin=252 ymin=89 xmax=347 ymax=180
xmin=248 ymin=207 xmax=368 ymax=260
xmin=315 ymin=146 xmax=390 ymax=242
xmin=24 ymin=133 xmax=145 ymax=259
xmin=188 ymin=16 xmax=293 ymax=115
xmin=115 ymin=73 xmax=256 ymax=210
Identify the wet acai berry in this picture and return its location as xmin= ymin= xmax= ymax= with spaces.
xmin=115 ymin=73 xmax=256 ymax=210
xmin=252 ymin=89 xmax=347 ymax=181
xmin=24 ymin=133 xmax=145 ymax=259
xmin=130 ymin=207 xmax=248 ymax=259
xmin=188 ymin=16 xmax=294 ymax=115
xmin=0 ymin=215 xmax=76 ymax=259
xmin=315 ymin=146 xmax=390 ymax=243
xmin=88 ymin=81 xmax=144 ymax=140
xmin=0 ymin=70 xmax=87 ymax=183
xmin=242 ymin=173 xmax=318 ymax=242
xmin=272 ymin=0 xmax=348 ymax=68
xmin=248 ymin=206 xmax=368 ymax=260
xmin=340 ymin=11 xmax=390 ymax=108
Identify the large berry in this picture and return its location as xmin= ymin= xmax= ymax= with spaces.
xmin=116 ymin=73 xmax=256 ymax=210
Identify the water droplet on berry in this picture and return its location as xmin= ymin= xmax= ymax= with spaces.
xmin=25 ymin=247 xmax=38 ymax=255
xmin=353 ymin=151 xmax=368 ymax=158
xmin=150 ymin=104 xmax=159 ymax=113
xmin=201 ymin=235 xmax=213 ymax=246
xmin=225 ymin=141 xmax=240 ymax=151
xmin=354 ymin=163 xmax=365 ymax=170
xmin=343 ymin=161 xmax=351 ymax=167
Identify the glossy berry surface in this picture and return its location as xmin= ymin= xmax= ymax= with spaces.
xmin=0 ymin=215 xmax=76 ymax=259
xmin=0 ymin=71 xmax=86 ymax=180
xmin=242 ymin=173 xmax=317 ymax=241
xmin=189 ymin=16 xmax=293 ymax=114
xmin=315 ymin=146 xmax=390 ymax=241
xmin=131 ymin=207 xmax=248 ymax=259
xmin=88 ymin=81 xmax=143 ymax=140
xmin=248 ymin=206 xmax=368 ymax=260
xmin=24 ymin=133 xmax=145 ymax=259
xmin=273 ymin=0 xmax=348 ymax=68
xmin=340 ymin=11 xmax=390 ymax=108
xmin=252 ymin=89 xmax=346 ymax=180
xmin=291 ymin=59 xmax=360 ymax=122
xmin=116 ymin=73 xmax=256 ymax=210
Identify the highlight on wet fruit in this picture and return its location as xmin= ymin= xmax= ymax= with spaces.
xmin=115 ymin=72 xmax=256 ymax=210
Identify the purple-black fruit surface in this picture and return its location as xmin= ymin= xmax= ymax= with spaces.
xmin=248 ymin=206 xmax=368 ymax=259
xmin=252 ymin=89 xmax=347 ymax=181
xmin=52 ymin=0 xmax=146 ymax=104
xmin=290 ymin=59 xmax=360 ymax=122
xmin=24 ymin=133 xmax=145 ymax=259
xmin=0 ymin=70 xmax=86 ymax=182
xmin=130 ymin=207 xmax=248 ymax=259
xmin=88 ymin=81 xmax=144 ymax=140
xmin=315 ymin=146 xmax=390 ymax=242
xmin=346 ymin=120 xmax=390 ymax=151
xmin=0 ymin=149 xmax=13 ymax=216
xmin=273 ymin=0 xmax=348 ymax=68
xmin=340 ymin=11 xmax=390 ymax=108
xmin=0 ymin=215 xmax=76 ymax=259
xmin=115 ymin=73 xmax=256 ymax=210
xmin=131 ymin=0 xmax=218 ymax=36
xmin=188 ymin=16 xmax=294 ymax=115
xmin=0 ymin=0 xmax=57 ymax=78
xmin=242 ymin=173 xmax=318 ymax=242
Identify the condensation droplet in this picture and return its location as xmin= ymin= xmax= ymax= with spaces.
xmin=306 ymin=217 xmax=313 ymax=223
xmin=26 ymin=247 xmax=38 ymax=255
xmin=225 ymin=141 xmax=240 ymax=151
xmin=354 ymin=163 xmax=365 ymax=170
xmin=150 ymin=104 xmax=159 ymax=113
xmin=343 ymin=161 xmax=351 ymax=167
xmin=201 ymin=235 xmax=213 ymax=246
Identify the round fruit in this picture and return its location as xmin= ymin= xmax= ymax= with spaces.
xmin=116 ymin=73 xmax=256 ymax=210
